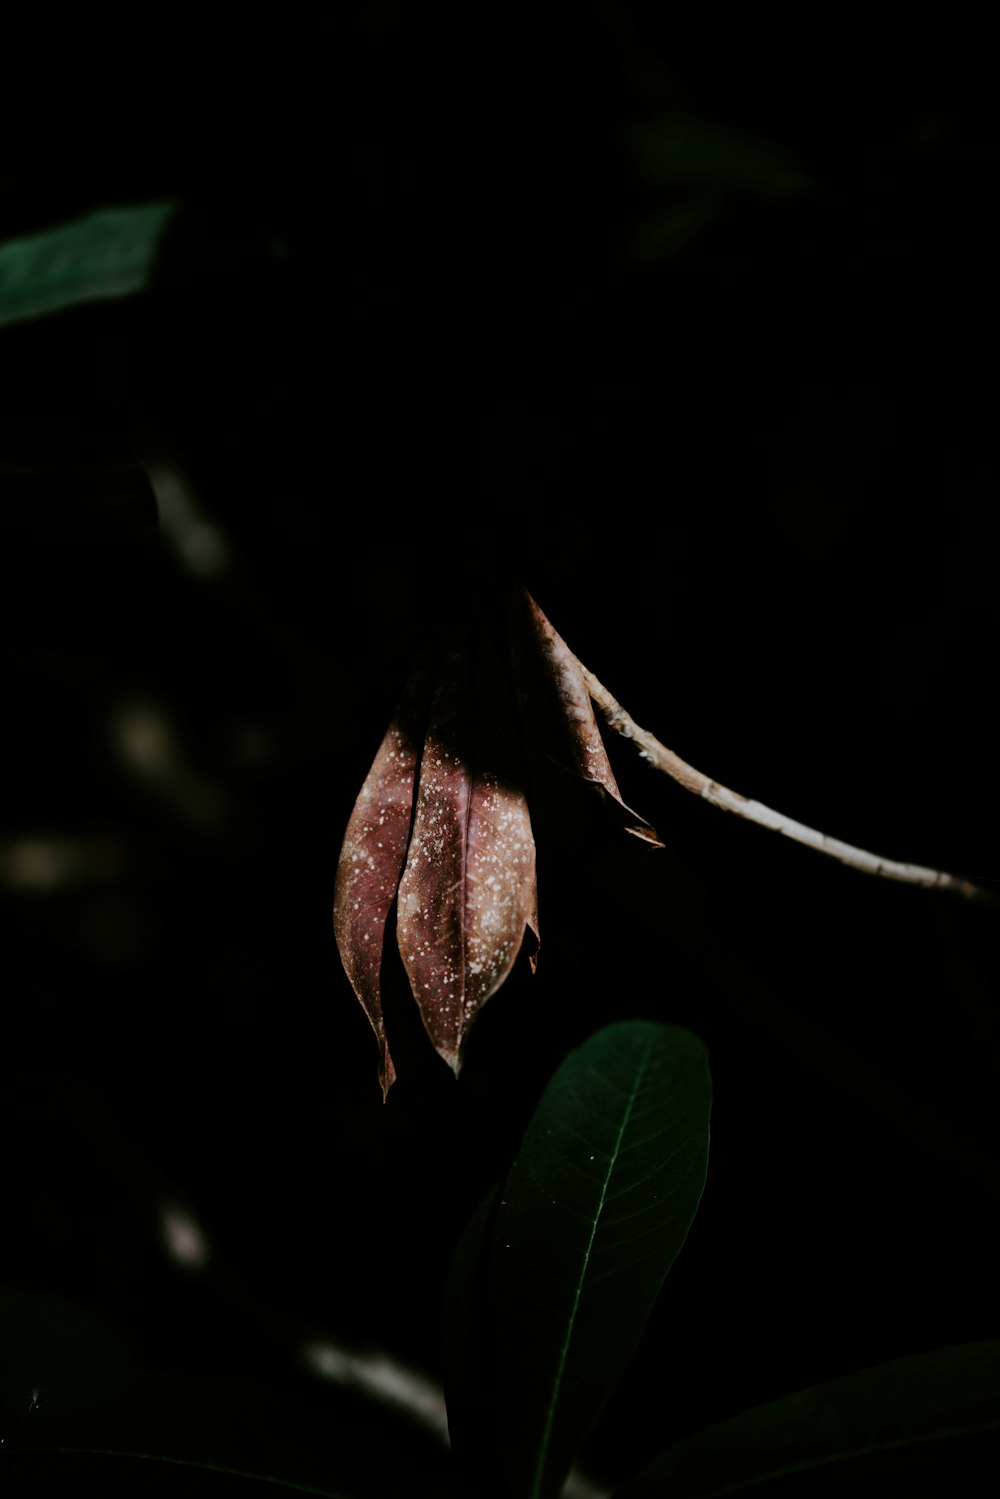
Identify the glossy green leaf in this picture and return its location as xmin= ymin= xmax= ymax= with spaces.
xmin=445 ymin=1020 xmax=712 ymax=1499
xmin=613 ymin=1342 xmax=1000 ymax=1498
xmin=0 ymin=200 xmax=176 ymax=329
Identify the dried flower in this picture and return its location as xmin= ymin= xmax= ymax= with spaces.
xmin=333 ymin=584 xmax=660 ymax=1096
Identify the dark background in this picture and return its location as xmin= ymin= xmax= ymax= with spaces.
xmin=2 ymin=5 xmax=999 ymax=1493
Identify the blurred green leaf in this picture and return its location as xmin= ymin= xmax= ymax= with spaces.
xmin=0 ymin=201 xmax=176 ymax=329
xmin=624 ymin=118 xmax=806 ymax=197
xmin=627 ymin=199 xmax=725 ymax=263
xmin=445 ymin=1020 xmax=712 ymax=1499
xmin=613 ymin=1342 xmax=1000 ymax=1497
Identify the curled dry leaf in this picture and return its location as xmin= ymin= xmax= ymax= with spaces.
xmin=332 ymin=648 xmax=433 ymax=1097
xmin=509 ymin=586 xmax=663 ymax=847
xmin=334 ymin=585 xmax=659 ymax=1096
xmin=397 ymin=613 xmax=539 ymax=1075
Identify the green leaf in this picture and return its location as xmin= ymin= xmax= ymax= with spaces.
xmin=613 ymin=1342 xmax=1000 ymax=1498
xmin=0 ymin=200 xmax=176 ymax=329
xmin=445 ymin=1020 xmax=712 ymax=1499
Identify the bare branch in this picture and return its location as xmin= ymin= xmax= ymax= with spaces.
xmin=582 ymin=666 xmax=999 ymax=906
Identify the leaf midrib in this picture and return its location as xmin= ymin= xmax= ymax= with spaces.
xmin=529 ymin=1043 xmax=653 ymax=1499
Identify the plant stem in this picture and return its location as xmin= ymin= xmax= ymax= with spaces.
xmin=582 ymin=666 xmax=999 ymax=906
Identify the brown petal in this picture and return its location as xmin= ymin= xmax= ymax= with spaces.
xmin=333 ymin=651 xmax=432 ymax=1098
xmin=511 ymin=586 xmax=663 ymax=846
xmin=396 ymin=606 xmax=539 ymax=1074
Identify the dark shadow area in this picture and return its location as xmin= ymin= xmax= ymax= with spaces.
xmin=2 ymin=6 xmax=999 ymax=1495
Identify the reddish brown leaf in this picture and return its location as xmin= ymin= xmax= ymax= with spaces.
xmin=333 ymin=652 xmax=432 ymax=1098
xmin=335 ymin=583 xmax=657 ymax=1095
xmin=397 ymin=608 xmax=539 ymax=1074
xmin=511 ymin=587 xmax=663 ymax=846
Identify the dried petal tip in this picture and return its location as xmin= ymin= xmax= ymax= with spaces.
xmin=377 ymin=1044 xmax=397 ymax=1101
xmin=442 ymin=1049 xmax=462 ymax=1078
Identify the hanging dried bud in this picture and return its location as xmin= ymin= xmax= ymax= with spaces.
xmin=334 ymin=585 xmax=658 ymax=1096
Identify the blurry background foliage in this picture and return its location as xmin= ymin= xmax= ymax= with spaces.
xmin=2 ymin=3 xmax=999 ymax=1494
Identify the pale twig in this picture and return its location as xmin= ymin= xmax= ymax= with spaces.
xmin=582 ymin=666 xmax=999 ymax=906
